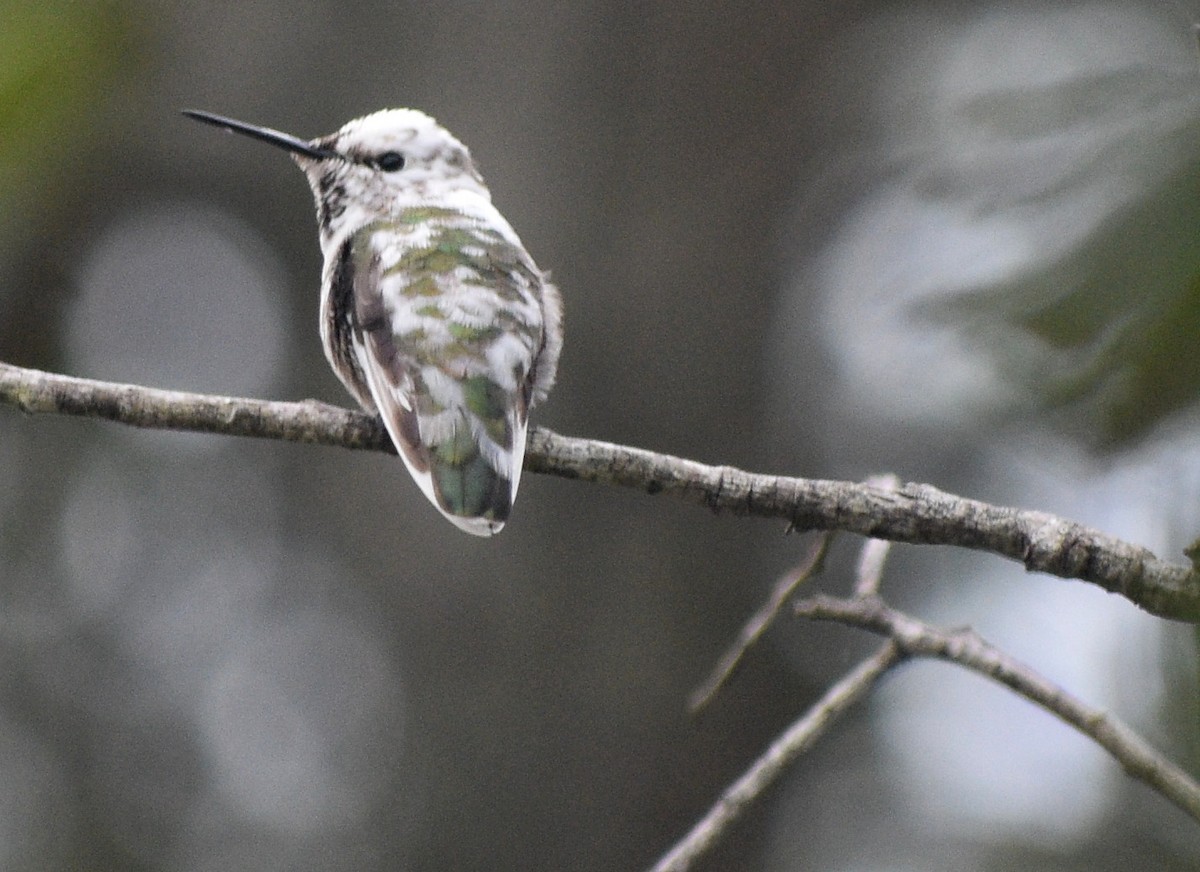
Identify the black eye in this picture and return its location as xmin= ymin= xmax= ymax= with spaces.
xmin=374 ymin=151 xmax=406 ymax=172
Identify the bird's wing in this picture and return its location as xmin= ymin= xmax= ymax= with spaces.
xmin=339 ymin=218 xmax=548 ymax=536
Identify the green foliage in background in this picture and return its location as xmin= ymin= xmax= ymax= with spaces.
xmin=936 ymin=143 xmax=1200 ymax=450
xmin=0 ymin=1 xmax=141 ymax=235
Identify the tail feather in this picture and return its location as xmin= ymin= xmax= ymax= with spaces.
xmin=430 ymin=421 xmax=513 ymax=530
xmin=390 ymin=399 xmax=527 ymax=537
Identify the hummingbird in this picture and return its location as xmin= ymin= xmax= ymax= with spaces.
xmin=184 ymin=108 xmax=563 ymax=536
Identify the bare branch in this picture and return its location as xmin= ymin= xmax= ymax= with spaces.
xmin=12 ymin=361 xmax=1197 ymax=861
xmin=795 ymin=594 xmax=1200 ymax=822
xmin=649 ymin=643 xmax=903 ymax=872
xmin=688 ymin=533 xmax=833 ymax=714
xmin=853 ymin=538 xmax=892 ymax=599
xmin=530 ymin=428 xmax=1200 ymax=622
xmin=3 ymin=360 xmax=1200 ymax=621
xmin=852 ymin=476 xmax=900 ymax=598
xmin=0 ymin=361 xmax=391 ymax=451
xmin=659 ymin=586 xmax=1200 ymax=871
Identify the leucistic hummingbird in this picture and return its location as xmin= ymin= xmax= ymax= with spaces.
xmin=185 ymin=109 xmax=563 ymax=536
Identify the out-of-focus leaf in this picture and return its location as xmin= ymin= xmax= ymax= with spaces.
xmin=0 ymin=2 xmax=141 ymax=233
xmin=937 ymin=150 xmax=1200 ymax=448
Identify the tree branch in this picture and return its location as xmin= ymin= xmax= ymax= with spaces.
xmin=652 ymin=586 xmax=1200 ymax=872
xmin=649 ymin=642 xmax=903 ymax=872
xmin=795 ymin=593 xmax=1200 ymax=823
xmin=688 ymin=533 xmax=833 ymax=714
xmin=3 ymin=359 xmax=1199 ymax=621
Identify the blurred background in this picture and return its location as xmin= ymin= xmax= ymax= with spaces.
xmin=3 ymin=1 xmax=1200 ymax=869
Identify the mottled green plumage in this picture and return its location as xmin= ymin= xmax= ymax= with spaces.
xmin=332 ymin=200 xmax=558 ymax=535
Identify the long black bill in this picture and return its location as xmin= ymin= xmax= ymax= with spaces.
xmin=182 ymin=109 xmax=338 ymax=161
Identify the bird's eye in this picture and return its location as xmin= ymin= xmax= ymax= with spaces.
xmin=374 ymin=151 xmax=406 ymax=172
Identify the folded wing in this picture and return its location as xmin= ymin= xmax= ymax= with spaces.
xmin=339 ymin=216 xmax=553 ymax=536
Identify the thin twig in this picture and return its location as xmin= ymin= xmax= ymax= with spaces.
xmin=853 ymin=475 xmax=899 ymax=598
xmin=3 ymin=360 xmax=1200 ymax=620
xmin=795 ymin=593 xmax=1200 ymax=822
xmin=853 ymin=538 xmax=892 ymax=598
xmin=688 ymin=533 xmax=833 ymax=714
xmin=657 ymin=590 xmax=1200 ymax=871
xmin=649 ymin=643 xmax=903 ymax=872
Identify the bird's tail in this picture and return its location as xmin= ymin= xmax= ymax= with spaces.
xmin=426 ymin=417 xmax=518 ymax=536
